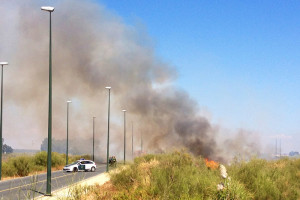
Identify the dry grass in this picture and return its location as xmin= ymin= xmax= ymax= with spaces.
xmin=2 ymin=152 xmax=91 ymax=178
xmin=64 ymin=151 xmax=300 ymax=200
xmin=2 ymin=166 xmax=64 ymax=181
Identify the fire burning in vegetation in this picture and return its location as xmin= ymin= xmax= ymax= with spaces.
xmin=205 ymin=158 xmax=219 ymax=170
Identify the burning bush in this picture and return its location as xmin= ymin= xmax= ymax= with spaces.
xmin=107 ymin=150 xmax=252 ymax=199
xmin=63 ymin=151 xmax=300 ymax=199
xmin=205 ymin=158 xmax=219 ymax=170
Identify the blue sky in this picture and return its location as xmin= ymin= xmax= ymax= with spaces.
xmin=98 ymin=0 xmax=300 ymax=153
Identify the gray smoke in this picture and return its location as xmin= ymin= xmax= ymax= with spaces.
xmin=0 ymin=0 xmax=261 ymax=162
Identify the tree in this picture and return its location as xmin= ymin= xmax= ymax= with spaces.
xmin=2 ymin=138 xmax=13 ymax=154
xmin=40 ymin=138 xmax=66 ymax=154
xmin=40 ymin=137 xmax=96 ymax=155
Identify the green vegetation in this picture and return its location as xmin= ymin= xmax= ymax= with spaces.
xmin=74 ymin=151 xmax=299 ymax=200
xmin=228 ymin=157 xmax=300 ymax=199
xmin=2 ymin=151 xmax=91 ymax=178
xmin=106 ymin=151 xmax=252 ymax=200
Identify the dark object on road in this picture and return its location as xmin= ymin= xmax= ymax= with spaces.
xmin=109 ymin=156 xmax=117 ymax=167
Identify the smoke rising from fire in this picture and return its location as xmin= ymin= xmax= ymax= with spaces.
xmin=0 ymin=0 xmax=261 ymax=162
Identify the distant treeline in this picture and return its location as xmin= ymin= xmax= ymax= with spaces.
xmin=40 ymin=138 xmax=96 ymax=155
xmin=2 ymin=138 xmax=13 ymax=154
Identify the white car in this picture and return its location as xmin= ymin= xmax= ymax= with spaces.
xmin=63 ymin=160 xmax=96 ymax=172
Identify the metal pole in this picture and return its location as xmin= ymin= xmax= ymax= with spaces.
xmin=141 ymin=131 xmax=143 ymax=153
xmin=93 ymin=117 xmax=95 ymax=161
xmin=275 ymin=138 xmax=277 ymax=156
xmin=46 ymin=11 xmax=52 ymax=196
xmin=132 ymin=122 xmax=133 ymax=160
xmin=0 ymin=65 xmax=4 ymax=180
xmin=66 ymin=102 xmax=69 ymax=165
xmin=279 ymin=138 xmax=281 ymax=157
xmin=123 ymin=111 xmax=126 ymax=164
xmin=106 ymin=88 xmax=111 ymax=172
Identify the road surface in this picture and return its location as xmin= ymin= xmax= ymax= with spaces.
xmin=0 ymin=164 xmax=106 ymax=200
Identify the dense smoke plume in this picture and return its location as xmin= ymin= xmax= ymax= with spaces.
xmin=0 ymin=0 xmax=261 ymax=162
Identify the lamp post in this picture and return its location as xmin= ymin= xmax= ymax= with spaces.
xmin=0 ymin=62 xmax=8 ymax=180
xmin=105 ymin=87 xmax=111 ymax=172
xmin=141 ymin=131 xmax=143 ymax=153
xmin=41 ymin=6 xmax=54 ymax=196
xmin=66 ymin=100 xmax=72 ymax=165
xmin=131 ymin=122 xmax=133 ymax=160
xmin=122 ymin=110 xmax=126 ymax=165
xmin=92 ymin=117 xmax=96 ymax=161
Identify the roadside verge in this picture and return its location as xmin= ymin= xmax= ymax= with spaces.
xmin=37 ymin=172 xmax=110 ymax=199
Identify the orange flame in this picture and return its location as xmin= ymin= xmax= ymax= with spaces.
xmin=205 ymin=158 xmax=219 ymax=170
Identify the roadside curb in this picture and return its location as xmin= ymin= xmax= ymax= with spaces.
xmin=36 ymin=172 xmax=110 ymax=199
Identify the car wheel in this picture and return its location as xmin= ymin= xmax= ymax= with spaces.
xmin=91 ymin=167 xmax=95 ymax=172
xmin=73 ymin=167 xmax=78 ymax=172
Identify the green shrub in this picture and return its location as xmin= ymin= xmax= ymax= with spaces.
xmin=146 ymin=153 xmax=220 ymax=199
xmin=11 ymin=155 xmax=32 ymax=176
xmin=2 ymin=152 xmax=91 ymax=178
xmin=110 ymin=151 xmax=226 ymax=199
xmin=2 ymin=162 xmax=17 ymax=177
xmin=216 ymin=178 xmax=253 ymax=200
xmin=34 ymin=151 xmax=65 ymax=167
xmin=108 ymin=152 xmax=300 ymax=199
xmin=70 ymin=154 xmax=91 ymax=162
xmin=51 ymin=152 xmax=65 ymax=167
xmin=228 ymin=157 xmax=300 ymax=200
xmin=34 ymin=151 xmax=47 ymax=166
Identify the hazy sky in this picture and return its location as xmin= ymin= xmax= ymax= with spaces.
xmin=1 ymin=1 xmax=299 ymax=155
xmin=98 ymin=0 xmax=300 ymax=153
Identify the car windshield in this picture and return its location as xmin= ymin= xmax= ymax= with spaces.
xmin=65 ymin=161 xmax=78 ymax=167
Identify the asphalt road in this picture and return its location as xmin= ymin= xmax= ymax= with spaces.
xmin=0 ymin=164 xmax=106 ymax=200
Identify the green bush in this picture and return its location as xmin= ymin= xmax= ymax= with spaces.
xmin=34 ymin=151 xmax=47 ymax=166
xmin=2 ymin=162 xmax=17 ymax=177
xmin=228 ymin=157 xmax=300 ymax=200
xmin=71 ymin=154 xmax=91 ymax=162
xmin=111 ymin=151 xmax=228 ymax=199
xmin=108 ymin=151 xmax=299 ymax=200
xmin=11 ymin=155 xmax=32 ymax=176
xmin=2 ymin=152 xmax=91 ymax=178
xmin=34 ymin=151 xmax=69 ymax=167
xmin=51 ymin=152 xmax=65 ymax=167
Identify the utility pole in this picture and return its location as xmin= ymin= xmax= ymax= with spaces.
xmin=0 ymin=62 xmax=8 ymax=180
xmin=93 ymin=117 xmax=96 ymax=161
xmin=105 ymin=87 xmax=111 ymax=172
xmin=66 ymin=100 xmax=72 ymax=165
xmin=141 ymin=131 xmax=143 ymax=153
xmin=276 ymin=138 xmax=277 ymax=156
xmin=122 ymin=110 xmax=127 ymax=164
xmin=41 ymin=6 xmax=55 ymax=196
xmin=279 ymin=138 xmax=281 ymax=157
xmin=131 ymin=122 xmax=133 ymax=160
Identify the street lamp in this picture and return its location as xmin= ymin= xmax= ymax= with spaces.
xmin=105 ymin=87 xmax=111 ymax=172
xmin=41 ymin=5 xmax=54 ymax=196
xmin=122 ymin=110 xmax=127 ymax=165
xmin=0 ymin=62 xmax=8 ymax=180
xmin=92 ymin=117 xmax=96 ymax=161
xmin=141 ymin=131 xmax=143 ymax=153
xmin=66 ymin=100 xmax=72 ymax=165
xmin=131 ymin=122 xmax=133 ymax=160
